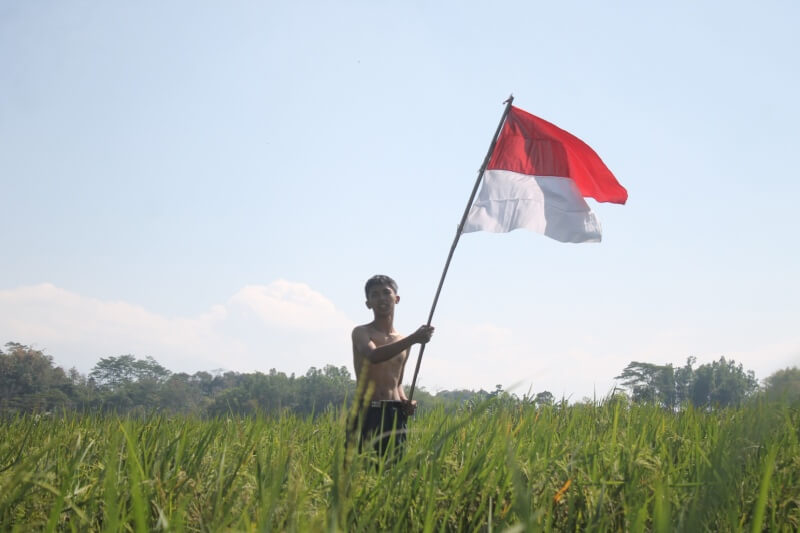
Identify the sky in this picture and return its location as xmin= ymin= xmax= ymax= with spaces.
xmin=1 ymin=1 xmax=798 ymax=400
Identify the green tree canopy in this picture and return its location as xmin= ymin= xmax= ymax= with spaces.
xmin=89 ymin=355 xmax=171 ymax=389
xmin=615 ymin=361 xmax=676 ymax=408
xmin=617 ymin=356 xmax=758 ymax=409
xmin=533 ymin=391 xmax=555 ymax=407
xmin=0 ymin=342 xmax=75 ymax=412
xmin=763 ymin=367 xmax=800 ymax=404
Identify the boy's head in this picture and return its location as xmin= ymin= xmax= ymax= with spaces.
xmin=364 ymin=275 xmax=398 ymax=298
xmin=364 ymin=275 xmax=399 ymax=315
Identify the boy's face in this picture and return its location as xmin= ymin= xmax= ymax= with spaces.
xmin=365 ymin=283 xmax=400 ymax=316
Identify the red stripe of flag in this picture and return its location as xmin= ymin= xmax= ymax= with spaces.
xmin=488 ymin=106 xmax=628 ymax=204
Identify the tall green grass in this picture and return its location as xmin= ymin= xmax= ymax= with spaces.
xmin=1 ymin=398 xmax=798 ymax=531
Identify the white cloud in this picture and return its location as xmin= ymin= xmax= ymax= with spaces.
xmin=0 ymin=281 xmax=355 ymax=376
xmin=228 ymin=282 xmax=352 ymax=331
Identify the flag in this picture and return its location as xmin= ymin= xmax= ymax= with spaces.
xmin=462 ymin=106 xmax=627 ymax=243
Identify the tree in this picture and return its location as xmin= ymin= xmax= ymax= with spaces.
xmin=90 ymin=355 xmax=138 ymax=388
xmin=689 ymin=364 xmax=712 ymax=407
xmin=674 ymin=356 xmax=696 ymax=405
xmin=0 ymin=342 xmax=76 ymax=412
xmin=654 ymin=364 xmax=677 ymax=409
xmin=615 ymin=361 xmax=676 ymax=408
xmin=618 ymin=357 xmax=758 ymax=410
xmin=433 ymin=389 xmax=489 ymax=408
xmin=133 ymin=356 xmax=171 ymax=383
xmin=533 ymin=391 xmax=555 ymax=407
xmin=89 ymin=355 xmax=171 ymax=389
xmin=689 ymin=357 xmax=758 ymax=409
xmin=763 ymin=367 xmax=800 ymax=404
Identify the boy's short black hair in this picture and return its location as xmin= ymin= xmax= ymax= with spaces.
xmin=364 ymin=275 xmax=398 ymax=297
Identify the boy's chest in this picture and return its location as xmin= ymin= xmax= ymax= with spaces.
xmin=371 ymin=330 xmax=403 ymax=347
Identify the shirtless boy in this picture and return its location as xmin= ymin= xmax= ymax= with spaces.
xmin=350 ymin=274 xmax=434 ymax=454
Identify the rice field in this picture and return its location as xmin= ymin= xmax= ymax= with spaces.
xmin=1 ymin=398 xmax=798 ymax=531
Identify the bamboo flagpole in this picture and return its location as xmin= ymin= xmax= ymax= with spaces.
xmin=407 ymin=95 xmax=515 ymax=402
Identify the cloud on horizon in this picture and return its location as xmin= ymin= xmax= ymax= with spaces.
xmin=1 ymin=282 xmax=797 ymax=398
xmin=0 ymin=281 xmax=355 ymax=376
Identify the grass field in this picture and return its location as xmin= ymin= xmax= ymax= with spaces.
xmin=1 ymin=398 xmax=798 ymax=531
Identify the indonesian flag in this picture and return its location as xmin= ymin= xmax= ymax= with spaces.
xmin=463 ymin=106 xmax=627 ymax=243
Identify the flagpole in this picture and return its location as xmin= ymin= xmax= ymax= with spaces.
xmin=408 ymin=94 xmax=514 ymax=402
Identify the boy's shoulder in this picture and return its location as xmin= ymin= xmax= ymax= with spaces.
xmin=352 ymin=322 xmax=374 ymax=338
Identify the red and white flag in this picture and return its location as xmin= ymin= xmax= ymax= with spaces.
xmin=463 ymin=106 xmax=627 ymax=242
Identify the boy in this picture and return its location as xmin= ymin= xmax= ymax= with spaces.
xmin=350 ymin=275 xmax=434 ymax=455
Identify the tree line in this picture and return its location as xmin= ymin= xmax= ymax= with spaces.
xmin=615 ymin=357 xmax=763 ymax=410
xmin=1 ymin=341 xmax=798 ymax=416
xmin=0 ymin=342 xmax=493 ymax=416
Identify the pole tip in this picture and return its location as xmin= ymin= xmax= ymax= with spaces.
xmin=503 ymin=94 xmax=514 ymax=105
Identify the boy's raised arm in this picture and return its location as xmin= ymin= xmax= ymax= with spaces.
xmin=351 ymin=325 xmax=434 ymax=364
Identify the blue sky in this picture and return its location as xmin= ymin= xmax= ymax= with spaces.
xmin=2 ymin=1 xmax=798 ymax=399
